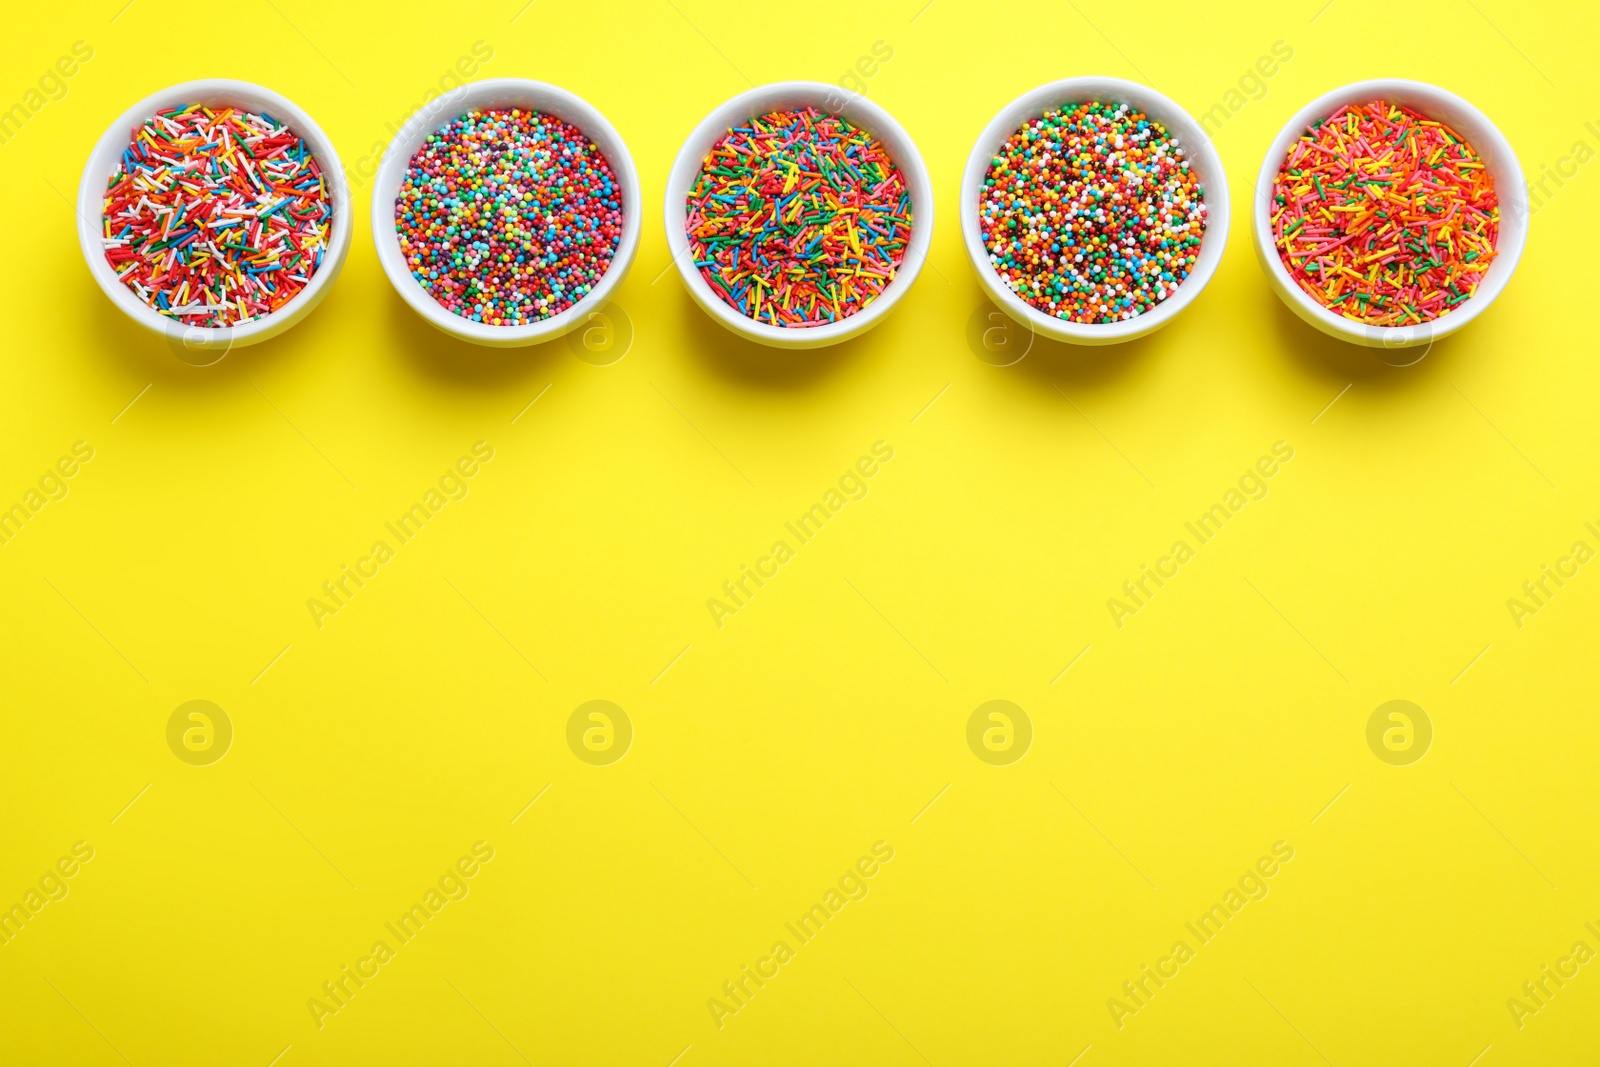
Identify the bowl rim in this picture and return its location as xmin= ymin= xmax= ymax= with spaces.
xmin=76 ymin=77 xmax=351 ymax=348
xmin=958 ymin=75 xmax=1231 ymax=346
xmin=662 ymin=79 xmax=934 ymax=350
xmin=1251 ymin=77 xmax=1528 ymax=347
xmin=369 ymin=76 xmax=642 ymax=348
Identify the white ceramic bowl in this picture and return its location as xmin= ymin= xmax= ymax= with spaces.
xmin=372 ymin=78 xmax=641 ymax=348
xmin=1253 ymin=79 xmax=1527 ymax=349
xmin=77 ymin=79 xmax=351 ymax=353
xmin=664 ymin=81 xmax=933 ymax=349
xmin=960 ymin=76 xmax=1229 ymax=347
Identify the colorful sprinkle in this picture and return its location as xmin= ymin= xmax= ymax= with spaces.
xmin=1270 ymin=100 xmax=1500 ymax=326
xmin=396 ymin=108 xmax=623 ymax=326
xmin=101 ymin=105 xmax=331 ymax=328
xmin=980 ymin=101 xmax=1206 ymax=324
xmin=685 ymin=107 xmax=912 ymax=328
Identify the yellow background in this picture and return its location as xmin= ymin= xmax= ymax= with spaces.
xmin=2 ymin=0 xmax=1597 ymax=1063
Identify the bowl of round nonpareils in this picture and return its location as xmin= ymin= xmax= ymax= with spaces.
xmin=961 ymin=75 xmax=1230 ymax=347
xmin=372 ymin=77 xmax=642 ymax=348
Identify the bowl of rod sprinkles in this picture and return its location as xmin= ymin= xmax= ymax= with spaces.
xmin=961 ymin=76 xmax=1230 ymax=346
xmin=77 ymin=79 xmax=350 ymax=355
xmin=665 ymin=81 xmax=933 ymax=349
xmin=1253 ymin=79 xmax=1527 ymax=349
xmin=372 ymin=78 xmax=641 ymax=348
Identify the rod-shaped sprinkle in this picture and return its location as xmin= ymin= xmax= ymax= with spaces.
xmin=685 ymin=107 xmax=912 ymax=328
xmin=102 ymin=105 xmax=331 ymax=328
xmin=1270 ymin=100 xmax=1500 ymax=326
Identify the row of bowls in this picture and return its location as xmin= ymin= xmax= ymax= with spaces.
xmin=77 ymin=75 xmax=1528 ymax=356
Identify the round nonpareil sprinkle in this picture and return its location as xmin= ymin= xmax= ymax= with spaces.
xmin=102 ymin=105 xmax=331 ymax=328
xmin=1270 ymin=100 xmax=1499 ymax=326
xmin=980 ymin=102 xmax=1206 ymax=324
xmin=396 ymin=108 xmax=623 ymax=326
xmin=686 ymin=107 xmax=912 ymax=328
